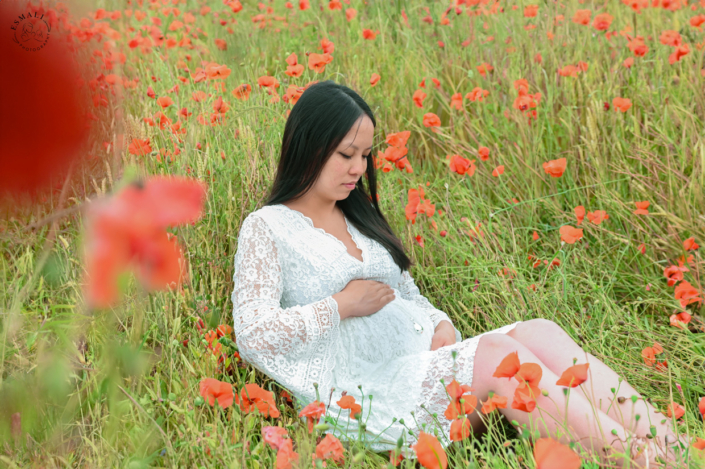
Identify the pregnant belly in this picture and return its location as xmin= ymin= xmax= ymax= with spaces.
xmin=335 ymin=289 xmax=434 ymax=368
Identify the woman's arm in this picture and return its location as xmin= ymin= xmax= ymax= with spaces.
xmin=395 ymin=269 xmax=463 ymax=343
xmin=232 ymin=214 xmax=341 ymax=375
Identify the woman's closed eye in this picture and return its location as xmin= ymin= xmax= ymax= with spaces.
xmin=341 ymin=152 xmax=371 ymax=159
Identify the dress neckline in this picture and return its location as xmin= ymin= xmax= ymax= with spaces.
xmin=277 ymin=204 xmax=365 ymax=265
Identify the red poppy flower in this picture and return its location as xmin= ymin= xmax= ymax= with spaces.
xmin=315 ymin=433 xmax=345 ymax=464
xmin=299 ymin=400 xmax=326 ymax=433
xmin=262 ymin=426 xmax=289 ymax=451
xmin=448 ymin=155 xmax=476 ymax=177
xmin=613 ymin=97 xmax=632 ymax=112
xmin=157 ymin=96 xmax=174 ymax=108
xmin=481 ymin=394 xmax=508 ymax=414
xmin=413 ymin=89 xmax=427 ymax=108
xmin=478 ymin=146 xmax=490 ymax=160
xmin=542 ymin=158 xmax=567 ymax=177
xmin=370 ymin=73 xmax=381 ymax=86
xmin=515 ymin=363 xmax=543 ymax=389
xmin=633 ymin=201 xmax=650 ymax=215
xmin=232 ymin=84 xmax=252 ymax=100
xmin=386 ymin=130 xmax=411 ymax=148
xmin=572 ymin=9 xmax=591 ymax=25
xmin=235 ymin=383 xmax=280 ymax=418
xmin=449 ymin=93 xmax=463 ymax=110
xmin=83 ymin=176 xmax=208 ymax=309
xmin=670 ymin=311 xmax=692 ymax=329
xmin=493 ymin=351 xmax=521 ymax=379
xmin=336 ymin=395 xmax=362 ymax=419
xmin=0 ymin=1 xmax=91 ymax=199
xmin=362 ymin=28 xmax=378 ymax=40
xmin=663 ymin=264 xmax=687 ymax=287
xmin=524 ymin=4 xmax=538 ymax=17
xmin=129 ymin=138 xmax=153 ymax=156
xmin=199 ymin=378 xmax=234 ymax=408
xmin=555 ymin=363 xmax=590 ymax=387
xmin=276 ymin=438 xmax=299 ymax=469
xmin=684 ymin=237 xmax=699 ymax=251
xmin=674 ymin=281 xmax=702 ymax=308
xmin=560 ymin=225 xmax=583 ymax=244
xmin=660 ymin=30 xmax=682 ymax=47
xmin=574 ymin=206 xmax=585 ymax=225
xmin=412 ymin=432 xmax=447 ymax=469
xmin=592 ymin=13 xmax=613 ymax=30
xmin=641 ymin=342 xmax=665 ymax=367
xmin=586 ymin=210 xmax=609 ymax=225
xmin=450 ymin=416 xmax=472 ymax=441
xmin=445 ymin=379 xmax=474 ymax=401
xmin=422 ymin=113 xmax=441 ymax=132
xmin=666 ymin=402 xmax=685 ymax=420
xmin=512 ymin=385 xmax=538 ymax=412
xmin=534 ymin=438 xmax=582 ymax=469
xmin=444 ymin=393 xmax=477 ymax=420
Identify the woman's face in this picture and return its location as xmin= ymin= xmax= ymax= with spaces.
xmin=316 ymin=115 xmax=374 ymax=202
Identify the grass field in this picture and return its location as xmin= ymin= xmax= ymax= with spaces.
xmin=1 ymin=0 xmax=705 ymax=467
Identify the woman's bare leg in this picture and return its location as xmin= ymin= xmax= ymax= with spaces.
xmin=506 ymin=319 xmax=680 ymax=450
xmin=470 ymin=332 xmax=669 ymax=468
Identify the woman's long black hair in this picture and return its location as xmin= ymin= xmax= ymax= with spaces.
xmin=264 ymin=80 xmax=413 ymax=273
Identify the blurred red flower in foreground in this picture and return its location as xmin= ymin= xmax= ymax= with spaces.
xmin=412 ymin=431 xmax=447 ymax=469
xmin=0 ymin=1 xmax=91 ymax=200
xmin=533 ymin=437 xmax=582 ymax=468
xmin=83 ymin=176 xmax=208 ymax=309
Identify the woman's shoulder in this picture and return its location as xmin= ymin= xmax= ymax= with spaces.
xmin=240 ymin=204 xmax=287 ymax=234
xmin=244 ymin=204 xmax=280 ymax=221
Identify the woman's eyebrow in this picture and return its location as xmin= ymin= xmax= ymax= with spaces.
xmin=344 ymin=144 xmax=374 ymax=150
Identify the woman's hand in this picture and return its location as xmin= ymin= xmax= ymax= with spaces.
xmin=332 ymin=280 xmax=396 ymax=320
xmin=430 ymin=321 xmax=457 ymax=351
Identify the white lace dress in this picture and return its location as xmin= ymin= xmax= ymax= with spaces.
xmin=231 ymin=204 xmax=521 ymax=456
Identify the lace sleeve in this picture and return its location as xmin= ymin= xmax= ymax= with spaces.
xmin=396 ymin=270 xmax=463 ymax=343
xmin=231 ymin=214 xmax=341 ymax=397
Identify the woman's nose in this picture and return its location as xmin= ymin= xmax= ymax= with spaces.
xmin=354 ymin=156 xmax=366 ymax=174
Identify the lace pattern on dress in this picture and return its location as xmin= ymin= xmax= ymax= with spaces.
xmin=396 ymin=270 xmax=463 ymax=343
xmin=232 ymin=213 xmax=341 ymax=404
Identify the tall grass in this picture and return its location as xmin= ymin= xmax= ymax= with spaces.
xmin=1 ymin=0 xmax=704 ymax=467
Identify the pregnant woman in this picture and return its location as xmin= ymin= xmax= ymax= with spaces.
xmin=231 ymin=81 xmax=683 ymax=467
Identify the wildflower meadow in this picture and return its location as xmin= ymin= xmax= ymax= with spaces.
xmin=1 ymin=0 xmax=705 ymax=467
